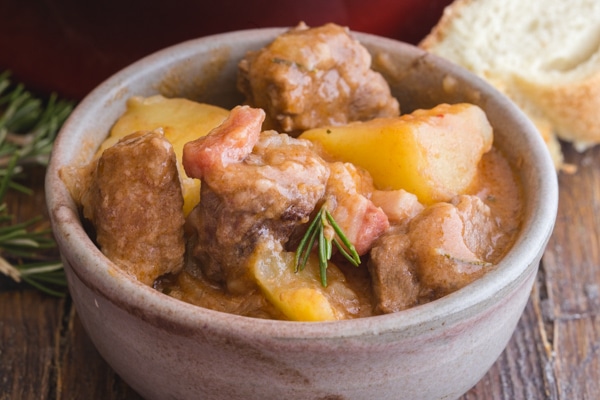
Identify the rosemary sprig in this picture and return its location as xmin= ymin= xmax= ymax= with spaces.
xmin=294 ymin=204 xmax=361 ymax=287
xmin=0 ymin=70 xmax=74 ymax=296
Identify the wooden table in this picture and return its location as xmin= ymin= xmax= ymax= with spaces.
xmin=1 ymin=142 xmax=599 ymax=399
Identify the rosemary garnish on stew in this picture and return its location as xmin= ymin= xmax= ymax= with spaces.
xmin=294 ymin=204 xmax=361 ymax=287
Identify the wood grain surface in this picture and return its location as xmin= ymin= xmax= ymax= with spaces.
xmin=1 ymin=142 xmax=598 ymax=399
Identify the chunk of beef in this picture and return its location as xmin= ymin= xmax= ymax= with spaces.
xmin=237 ymin=23 xmax=400 ymax=135
xmin=367 ymin=194 xmax=503 ymax=312
xmin=368 ymin=232 xmax=420 ymax=314
xmin=183 ymin=106 xmax=330 ymax=293
xmin=79 ymin=130 xmax=186 ymax=285
xmin=409 ymin=195 xmax=501 ymax=297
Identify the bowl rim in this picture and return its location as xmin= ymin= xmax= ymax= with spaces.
xmin=46 ymin=27 xmax=559 ymax=340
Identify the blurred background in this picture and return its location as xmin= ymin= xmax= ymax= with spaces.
xmin=0 ymin=0 xmax=452 ymax=101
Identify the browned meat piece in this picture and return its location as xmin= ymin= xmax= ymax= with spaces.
xmin=367 ymin=194 xmax=504 ymax=313
xmin=409 ymin=195 xmax=501 ymax=297
xmin=79 ymin=130 xmax=186 ymax=285
xmin=323 ymin=162 xmax=389 ymax=255
xmin=183 ymin=106 xmax=330 ymax=293
xmin=237 ymin=23 xmax=400 ymax=135
xmin=368 ymin=232 xmax=420 ymax=314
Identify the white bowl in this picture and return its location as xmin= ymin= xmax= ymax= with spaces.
xmin=46 ymin=28 xmax=558 ymax=400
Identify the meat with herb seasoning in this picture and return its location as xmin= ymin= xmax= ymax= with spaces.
xmin=182 ymin=105 xmax=330 ymax=294
xmin=237 ymin=22 xmax=400 ymax=134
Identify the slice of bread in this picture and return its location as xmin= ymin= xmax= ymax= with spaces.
xmin=419 ymin=0 xmax=600 ymax=170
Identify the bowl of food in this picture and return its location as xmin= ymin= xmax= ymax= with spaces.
xmin=45 ymin=24 xmax=558 ymax=399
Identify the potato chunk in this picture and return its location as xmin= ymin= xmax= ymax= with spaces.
xmin=100 ymin=95 xmax=229 ymax=215
xmin=300 ymin=103 xmax=493 ymax=204
xmin=248 ymin=239 xmax=360 ymax=321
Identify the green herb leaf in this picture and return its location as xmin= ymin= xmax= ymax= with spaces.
xmin=294 ymin=204 xmax=361 ymax=287
xmin=0 ymin=70 xmax=73 ymax=296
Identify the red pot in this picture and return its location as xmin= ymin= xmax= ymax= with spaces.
xmin=0 ymin=0 xmax=452 ymax=100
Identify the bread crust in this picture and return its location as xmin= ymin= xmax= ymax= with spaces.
xmin=419 ymin=0 xmax=476 ymax=52
xmin=516 ymin=73 xmax=600 ymax=150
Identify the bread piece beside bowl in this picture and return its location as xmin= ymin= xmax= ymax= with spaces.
xmin=420 ymin=0 xmax=600 ymax=171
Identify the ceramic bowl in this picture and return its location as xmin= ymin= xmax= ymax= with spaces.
xmin=45 ymin=28 xmax=558 ymax=400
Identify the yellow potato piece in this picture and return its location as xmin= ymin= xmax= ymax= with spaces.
xmin=99 ymin=95 xmax=229 ymax=215
xmin=248 ymin=240 xmax=358 ymax=322
xmin=277 ymin=287 xmax=336 ymax=322
xmin=300 ymin=103 xmax=493 ymax=204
